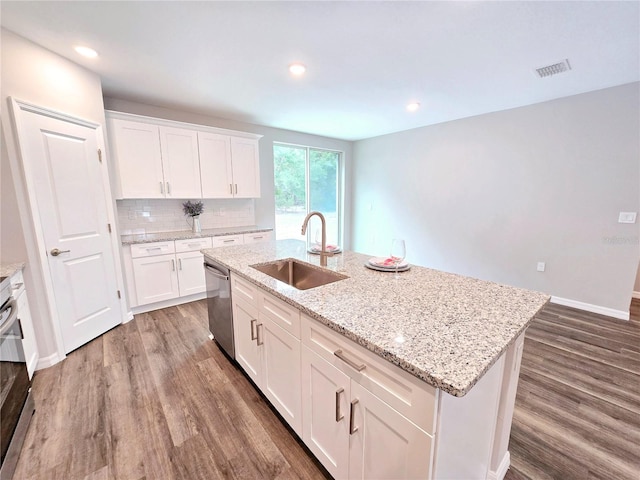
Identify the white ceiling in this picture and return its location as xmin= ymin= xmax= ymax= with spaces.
xmin=1 ymin=1 xmax=639 ymax=141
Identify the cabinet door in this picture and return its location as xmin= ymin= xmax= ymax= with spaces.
xmin=16 ymin=290 xmax=38 ymax=379
xmin=301 ymin=346 xmax=350 ymax=479
xmin=233 ymin=298 xmax=261 ymax=385
xmin=348 ymin=382 xmax=433 ymax=480
xmin=243 ymin=231 xmax=272 ymax=244
xmin=132 ymin=254 xmax=180 ymax=305
xmin=230 ymin=137 xmax=260 ymax=198
xmin=109 ymin=119 xmax=164 ymax=198
xmin=199 ymin=132 xmax=233 ymax=198
xmin=176 ymin=250 xmax=206 ymax=296
xmin=260 ymin=316 xmax=302 ymax=435
xmin=159 ymin=126 xmax=201 ymax=198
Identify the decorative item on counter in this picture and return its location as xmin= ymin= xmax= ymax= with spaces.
xmin=182 ymin=200 xmax=204 ymax=234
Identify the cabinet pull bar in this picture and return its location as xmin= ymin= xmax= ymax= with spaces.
xmin=171 ymin=259 xmax=175 ymax=271
xmin=166 ymin=182 xmax=171 ymax=194
xmin=335 ymin=387 xmax=345 ymax=422
xmin=178 ymin=258 xmax=183 ymax=270
xmin=230 ymin=184 xmax=233 ymax=194
xmin=333 ymin=349 xmax=366 ymax=372
xmin=223 ymin=239 xmax=234 ymax=243
xmin=250 ymin=319 xmax=257 ymax=340
xmin=349 ymin=399 xmax=359 ymax=434
xmin=160 ymin=182 xmax=164 ymax=194
xmin=235 ymin=184 xmax=238 ymax=194
xmin=257 ymin=323 xmax=264 ymax=346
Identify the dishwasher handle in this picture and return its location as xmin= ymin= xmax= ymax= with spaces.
xmin=0 ymin=298 xmax=19 ymax=337
xmin=204 ymin=263 xmax=229 ymax=281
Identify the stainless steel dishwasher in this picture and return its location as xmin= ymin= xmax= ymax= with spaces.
xmin=204 ymin=260 xmax=235 ymax=359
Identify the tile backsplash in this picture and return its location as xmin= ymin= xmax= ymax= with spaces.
xmin=116 ymin=198 xmax=255 ymax=235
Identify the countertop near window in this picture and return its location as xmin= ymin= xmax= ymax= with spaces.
xmin=121 ymin=226 xmax=273 ymax=245
xmin=203 ymin=239 xmax=550 ymax=397
xmin=0 ymin=262 xmax=26 ymax=278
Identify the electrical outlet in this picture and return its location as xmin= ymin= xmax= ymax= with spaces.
xmin=618 ymin=212 xmax=637 ymax=224
xmin=537 ymin=262 xmax=546 ymax=272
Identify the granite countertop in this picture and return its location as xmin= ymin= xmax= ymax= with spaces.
xmin=203 ymin=239 xmax=550 ymax=397
xmin=0 ymin=262 xmax=26 ymax=278
xmin=121 ymin=226 xmax=273 ymax=245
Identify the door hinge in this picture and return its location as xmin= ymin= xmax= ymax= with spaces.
xmin=108 ymin=223 xmax=112 ymax=233
xmin=117 ymin=290 xmax=121 ymax=299
xmin=98 ymin=148 xmax=103 ymax=163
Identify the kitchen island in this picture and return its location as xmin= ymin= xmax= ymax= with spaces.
xmin=203 ymin=239 xmax=549 ymax=480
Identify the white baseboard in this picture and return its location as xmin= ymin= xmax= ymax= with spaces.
xmin=131 ymin=292 xmax=207 ymax=315
xmin=632 ymin=291 xmax=640 ymax=300
xmin=550 ymin=296 xmax=629 ymax=321
xmin=487 ymin=451 xmax=510 ymax=480
xmin=36 ymin=351 xmax=64 ymax=371
xmin=122 ymin=310 xmax=134 ymax=323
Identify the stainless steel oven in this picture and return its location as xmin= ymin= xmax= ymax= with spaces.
xmin=0 ymin=276 xmax=35 ymax=480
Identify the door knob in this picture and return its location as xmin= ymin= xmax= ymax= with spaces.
xmin=50 ymin=248 xmax=70 ymax=256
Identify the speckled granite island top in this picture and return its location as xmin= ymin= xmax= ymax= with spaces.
xmin=203 ymin=239 xmax=549 ymax=397
xmin=0 ymin=262 xmax=26 ymax=278
xmin=121 ymin=226 xmax=272 ymax=245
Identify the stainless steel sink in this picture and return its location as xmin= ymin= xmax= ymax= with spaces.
xmin=251 ymin=258 xmax=348 ymax=290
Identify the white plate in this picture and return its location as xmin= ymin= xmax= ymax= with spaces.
xmin=308 ymin=245 xmax=342 ymax=254
xmin=368 ymin=257 xmax=409 ymax=269
xmin=365 ymin=263 xmax=411 ymax=273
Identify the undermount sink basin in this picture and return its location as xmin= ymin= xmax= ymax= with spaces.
xmin=251 ymin=258 xmax=348 ymax=290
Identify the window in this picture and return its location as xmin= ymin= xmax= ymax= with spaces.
xmin=273 ymin=143 xmax=342 ymax=247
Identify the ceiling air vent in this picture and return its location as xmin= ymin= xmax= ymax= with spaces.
xmin=536 ymin=59 xmax=571 ymax=78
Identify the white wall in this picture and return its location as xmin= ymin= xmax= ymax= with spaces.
xmin=0 ymin=28 xmax=119 ymax=361
xmin=351 ymin=83 xmax=640 ymax=315
xmin=102 ymin=97 xmax=354 ymax=247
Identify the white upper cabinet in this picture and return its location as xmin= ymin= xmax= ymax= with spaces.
xmin=109 ymin=118 xmax=164 ymax=198
xmin=106 ymin=111 xmax=262 ymax=199
xmin=158 ymin=126 xmax=201 ymax=198
xmin=230 ymin=137 xmax=260 ymax=198
xmin=198 ymin=132 xmax=233 ymax=198
xmin=199 ymin=133 xmax=260 ymax=199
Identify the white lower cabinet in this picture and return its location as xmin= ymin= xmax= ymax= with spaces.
xmin=176 ymin=250 xmax=207 ymax=296
xmin=132 ymin=253 xmax=180 ymax=304
xmin=231 ymin=276 xmax=435 ymax=479
xmin=10 ymin=270 xmax=38 ymax=379
xmin=232 ymin=276 xmax=302 ymax=435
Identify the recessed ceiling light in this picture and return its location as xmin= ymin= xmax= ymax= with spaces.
xmin=289 ymin=63 xmax=306 ymax=76
xmin=406 ymin=102 xmax=421 ymax=112
xmin=74 ymin=46 xmax=98 ymax=58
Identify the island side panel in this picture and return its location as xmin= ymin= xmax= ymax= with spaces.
xmin=432 ymin=354 xmax=506 ymax=479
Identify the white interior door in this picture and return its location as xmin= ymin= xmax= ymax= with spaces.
xmin=15 ymin=106 xmax=123 ymax=353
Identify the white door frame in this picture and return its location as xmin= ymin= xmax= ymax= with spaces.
xmin=8 ymin=97 xmax=128 ymax=365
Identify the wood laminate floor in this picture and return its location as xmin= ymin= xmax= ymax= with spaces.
xmin=13 ymin=299 xmax=640 ymax=479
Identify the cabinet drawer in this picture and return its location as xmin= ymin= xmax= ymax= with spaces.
xmin=243 ymin=231 xmax=272 ymax=244
xmin=175 ymin=237 xmax=213 ymax=252
xmin=130 ymin=241 xmax=176 ymax=258
xmin=231 ymin=273 xmax=258 ymax=306
xmin=212 ymin=235 xmax=244 ymax=247
xmin=301 ymin=314 xmax=438 ymax=434
xmin=258 ymin=290 xmax=300 ymax=338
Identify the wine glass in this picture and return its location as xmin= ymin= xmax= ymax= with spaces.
xmin=390 ymin=239 xmax=406 ymax=278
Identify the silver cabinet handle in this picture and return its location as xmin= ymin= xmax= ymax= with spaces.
xmin=257 ymin=323 xmax=264 ymax=346
xmin=349 ymin=399 xmax=359 ymax=435
xmin=223 ymin=239 xmax=234 ymax=243
xmin=160 ymin=181 xmax=164 ymax=194
xmin=229 ymin=184 xmax=233 ymax=194
xmin=171 ymin=259 xmax=176 ymax=271
xmin=336 ymin=387 xmax=345 ymax=422
xmin=50 ymin=248 xmax=70 ymax=256
xmin=178 ymin=258 xmax=183 ymax=270
xmin=250 ymin=319 xmax=257 ymax=340
xmin=334 ymin=349 xmax=366 ymax=372
xmin=234 ymin=184 xmax=238 ymax=194
xmin=166 ymin=182 xmax=171 ymax=194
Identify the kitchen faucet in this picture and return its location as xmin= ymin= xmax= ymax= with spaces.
xmin=301 ymin=211 xmax=333 ymax=267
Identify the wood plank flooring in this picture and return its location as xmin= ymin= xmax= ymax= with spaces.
xmin=504 ymin=299 xmax=640 ymax=480
xmin=13 ymin=299 xmax=640 ymax=479
xmin=13 ymin=300 xmax=329 ymax=480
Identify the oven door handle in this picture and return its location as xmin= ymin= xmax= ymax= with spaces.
xmin=0 ymin=298 xmax=19 ymax=336
xmin=204 ymin=264 xmax=229 ymax=281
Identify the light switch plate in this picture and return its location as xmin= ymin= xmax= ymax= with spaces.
xmin=618 ymin=212 xmax=637 ymax=224
xmin=537 ymin=262 xmax=546 ymax=272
